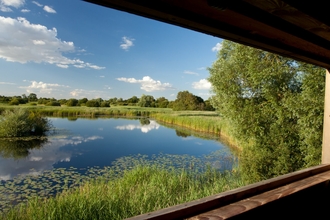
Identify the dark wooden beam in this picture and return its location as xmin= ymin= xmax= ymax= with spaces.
xmin=83 ymin=0 xmax=330 ymax=69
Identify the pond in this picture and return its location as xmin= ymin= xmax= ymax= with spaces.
xmin=0 ymin=117 xmax=236 ymax=212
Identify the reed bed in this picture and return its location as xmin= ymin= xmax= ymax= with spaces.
xmin=151 ymin=113 xmax=240 ymax=149
xmin=1 ymin=155 xmax=243 ymax=220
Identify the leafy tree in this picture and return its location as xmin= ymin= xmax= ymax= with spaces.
xmin=100 ymin=101 xmax=110 ymax=107
xmin=0 ymin=96 xmax=10 ymax=103
xmin=204 ymin=99 xmax=215 ymax=111
xmin=208 ymin=40 xmax=325 ymax=181
xmin=78 ymin=98 xmax=88 ymax=106
xmin=138 ymin=95 xmax=155 ymax=107
xmin=109 ymin=98 xmax=118 ymax=105
xmin=127 ymin=96 xmax=139 ymax=105
xmin=9 ymin=98 xmax=20 ymax=105
xmin=86 ymin=100 xmax=100 ymax=107
xmin=21 ymin=94 xmax=28 ymax=103
xmin=116 ymin=98 xmax=127 ymax=106
xmin=28 ymin=93 xmax=38 ymax=102
xmin=58 ymin=99 xmax=68 ymax=105
xmin=172 ymin=91 xmax=205 ymax=111
xmin=156 ymin=97 xmax=169 ymax=108
xmin=66 ymin=99 xmax=79 ymax=107
xmin=167 ymin=101 xmax=174 ymax=109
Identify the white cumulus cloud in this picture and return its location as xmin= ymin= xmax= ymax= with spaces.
xmin=20 ymin=81 xmax=69 ymax=94
xmin=117 ymin=76 xmax=174 ymax=92
xmin=69 ymin=88 xmax=109 ymax=99
xmin=43 ymin=5 xmax=55 ymax=13
xmin=192 ymin=79 xmax=212 ymax=90
xmin=1 ymin=0 xmax=25 ymax=8
xmin=212 ymin=42 xmax=222 ymax=52
xmin=21 ymin=8 xmax=29 ymax=12
xmin=32 ymin=1 xmax=42 ymax=7
xmin=120 ymin=36 xmax=134 ymax=50
xmin=0 ymin=16 xmax=105 ymax=69
xmin=0 ymin=5 xmax=11 ymax=11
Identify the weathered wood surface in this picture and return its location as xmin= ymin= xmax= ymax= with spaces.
xmin=189 ymin=170 xmax=330 ymax=219
xmin=323 ymin=69 xmax=330 ymax=164
xmin=126 ymin=164 xmax=330 ymax=220
xmin=85 ymin=0 xmax=330 ymax=68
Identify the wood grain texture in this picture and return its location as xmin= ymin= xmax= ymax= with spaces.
xmin=84 ymin=0 xmax=330 ymax=68
xmin=189 ymin=170 xmax=330 ymax=219
xmin=245 ymin=0 xmax=330 ymax=41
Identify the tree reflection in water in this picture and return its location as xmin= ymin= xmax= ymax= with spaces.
xmin=0 ymin=138 xmax=48 ymax=159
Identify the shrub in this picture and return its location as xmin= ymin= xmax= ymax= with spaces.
xmin=86 ymin=100 xmax=100 ymax=107
xmin=45 ymin=101 xmax=61 ymax=106
xmin=66 ymin=99 xmax=79 ymax=107
xmin=100 ymin=101 xmax=110 ymax=107
xmin=0 ymin=109 xmax=52 ymax=137
xmin=9 ymin=99 xmax=20 ymax=105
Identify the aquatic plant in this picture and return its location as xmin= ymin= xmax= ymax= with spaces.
xmin=0 ymin=153 xmax=240 ymax=219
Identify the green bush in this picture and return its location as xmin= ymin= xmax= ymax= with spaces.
xmin=100 ymin=101 xmax=110 ymax=107
xmin=0 ymin=109 xmax=52 ymax=137
xmin=86 ymin=100 xmax=100 ymax=107
xmin=9 ymin=99 xmax=19 ymax=106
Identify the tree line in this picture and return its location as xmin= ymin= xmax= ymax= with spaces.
xmin=0 ymin=91 xmax=215 ymax=111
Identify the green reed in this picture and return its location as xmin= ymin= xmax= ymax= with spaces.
xmin=1 ymin=153 xmax=242 ymax=220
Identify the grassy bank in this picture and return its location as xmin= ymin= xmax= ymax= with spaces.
xmin=151 ymin=112 xmax=240 ymax=149
xmin=0 ymin=104 xmax=172 ymax=117
xmin=1 ymin=156 xmax=243 ymax=220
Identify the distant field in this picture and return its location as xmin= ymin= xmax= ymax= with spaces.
xmin=0 ymin=103 xmax=172 ymax=117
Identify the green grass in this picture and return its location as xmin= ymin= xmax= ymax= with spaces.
xmin=151 ymin=112 xmax=240 ymax=149
xmin=1 ymin=164 xmax=243 ymax=220
xmin=0 ymin=104 xmax=172 ymax=117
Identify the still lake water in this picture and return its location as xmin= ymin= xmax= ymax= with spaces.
xmin=0 ymin=117 xmax=234 ymax=181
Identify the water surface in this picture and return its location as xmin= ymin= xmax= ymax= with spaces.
xmin=0 ymin=117 xmax=234 ymax=181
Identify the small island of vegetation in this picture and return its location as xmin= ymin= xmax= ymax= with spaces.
xmin=0 ymin=108 xmax=52 ymax=138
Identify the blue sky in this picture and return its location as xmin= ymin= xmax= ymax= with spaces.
xmin=0 ymin=0 xmax=223 ymax=101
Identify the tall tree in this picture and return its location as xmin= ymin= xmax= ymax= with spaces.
xmin=172 ymin=91 xmax=205 ymax=111
xmin=156 ymin=97 xmax=169 ymax=108
xmin=208 ymin=40 xmax=325 ymax=181
xmin=28 ymin=93 xmax=38 ymax=102
xmin=138 ymin=95 xmax=155 ymax=107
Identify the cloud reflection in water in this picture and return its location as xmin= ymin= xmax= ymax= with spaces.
xmin=0 ymin=135 xmax=103 ymax=180
xmin=116 ymin=120 xmax=160 ymax=133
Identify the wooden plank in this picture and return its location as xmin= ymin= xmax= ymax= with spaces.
xmin=189 ymin=170 xmax=330 ymax=219
xmin=126 ymin=164 xmax=330 ymax=219
xmin=322 ymin=69 xmax=330 ymax=163
xmin=84 ymin=0 xmax=330 ymax=68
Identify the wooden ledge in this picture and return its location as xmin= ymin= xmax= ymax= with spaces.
xmin=126 ymin=164 xmax=330 ymax=220
xmin=189 ymin=169 xmax=330 ymax=219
